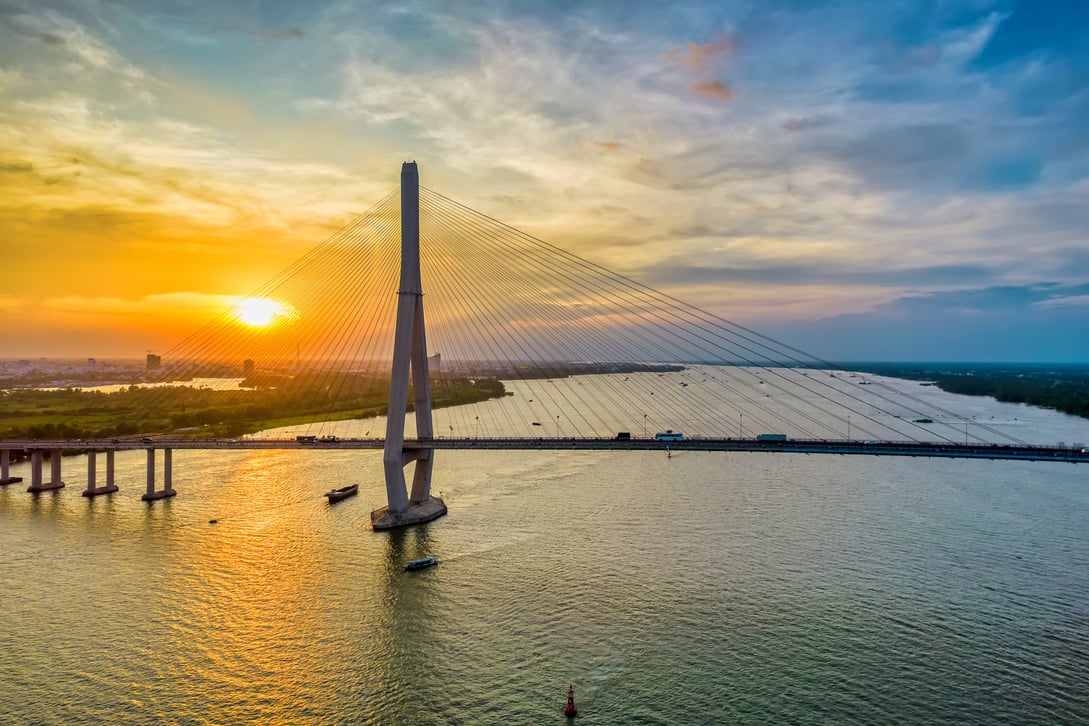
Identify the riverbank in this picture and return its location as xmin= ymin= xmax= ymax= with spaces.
xmin=0 ymin=374 xmax=506 ymax=441
xmin=852 ymin=362 xmax=1089 ymax=420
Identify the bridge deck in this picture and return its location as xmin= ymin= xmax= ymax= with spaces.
xmin=1 ymin=438 xmax=1086 ymax=463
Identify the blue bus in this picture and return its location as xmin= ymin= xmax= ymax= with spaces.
xmin=654 ymin=430 xmax=684 ymax=441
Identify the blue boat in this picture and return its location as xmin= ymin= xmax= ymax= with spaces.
xmin=404 ymin=557 xmax=438 ymax=571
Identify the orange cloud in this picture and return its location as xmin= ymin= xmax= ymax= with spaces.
xmin=595 ymin=140 xmax=623 ymax=152
xmin=662 ymin=36 xmax=735 ymax=102
xmin=690 ymin=81 xmax=732 ymax=101
xmin=661 ymin=37 xmax=734 ymax=70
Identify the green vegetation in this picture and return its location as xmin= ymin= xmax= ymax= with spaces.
xmin=0 ymin=361 xmax=683 ymax=442
xmin=854 ymin=363 xmax=1089 ymax=420
xmin=0 ymin=373 xmax=505 ymax=440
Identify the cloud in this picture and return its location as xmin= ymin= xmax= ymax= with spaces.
xmin=690 ymin=80 xmax=732 ymax=101
xmin=662 ymin=36 xmax=734 ymax=102
xmin=0 ymin=86 xmax=378 ymax=231
xmin=661 ymin=37 xmax=734 ymax=70
xmin=885 ymin=284 xmax=1089 ymax=313
xmin=0 ymin=291 xmax=259 ymax=358
xmin=1037 ymin=294 xmax=1089 ymax=309
xmin=0 ymin=160 xmax=34 ymax=173
xmin=833 ymin=123 xmax=970 ymax=189
xmin=783 ymin=115 xmax=831 ymax=132
xmin=642 ymin=262 xmax=997 ymax=288
xmin=595 ymin=140 xmax=623 ymax=152
xmin=766 ymin=284 xmax=1089 ymax=361
xmin=44 ymin=292 xmax=239 ymax=317
xmin=31 ymin=30 xmax=65 ymax=45
xmin=261 ymin=27 xmax=305 ymax=41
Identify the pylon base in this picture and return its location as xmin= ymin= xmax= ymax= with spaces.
xmin=371 ymin=496 xmax=447 ymax=530
xmin=1 ymin=476 xmax=23 ymax=486
xmin=83 ymin=485 xmax=119 ymax=497
xmin=27 ymin=481 xmax=65 ymax=493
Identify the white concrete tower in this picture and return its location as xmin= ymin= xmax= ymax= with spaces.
xmin=371 ymin=162 xmax=447 ymax=530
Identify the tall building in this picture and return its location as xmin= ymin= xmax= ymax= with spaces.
xmin=428 ymin=352 xmax=441 ymax=373
xmin=146 ymin=353 xmax=161 ymax=370
xmin=243 ymin=359 xmax=255 ymax=376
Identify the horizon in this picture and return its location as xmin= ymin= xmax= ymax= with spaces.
xmin=5 ymin=356 xmax=1089 ymax=368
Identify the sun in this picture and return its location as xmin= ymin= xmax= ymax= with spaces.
xmin=235 ymin=297 xmax=291 ymax=327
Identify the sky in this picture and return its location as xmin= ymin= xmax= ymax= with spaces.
xmin=1 ymin=0 xmax=1087 ymax=362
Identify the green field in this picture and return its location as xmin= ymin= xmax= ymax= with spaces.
xmin=0 ymin=373 xmax=505 ymax=440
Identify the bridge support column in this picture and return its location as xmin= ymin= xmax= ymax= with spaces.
xmin=372 ymin=161 xmax=446 ymax=530
xmin=165 ymin=448 xmax=172 ymax=491
xmin=141 ymin=447 xmax=176 ymax=502
xmin=1 ymin=449 xmax=22 ymax=485
xmin=82 ymin=451 xmax=119 ymax=497
xmin=27 ymin=449 xmax=65 ymax=493
xmin=30 ymin=450 xmax=42 ymax=490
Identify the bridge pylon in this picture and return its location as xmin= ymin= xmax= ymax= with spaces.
xmin=371 ymin=162 xmax=447 ymax=530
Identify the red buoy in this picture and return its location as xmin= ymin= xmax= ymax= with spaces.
xmin=564 ymin=684 xmax=578 ymax=717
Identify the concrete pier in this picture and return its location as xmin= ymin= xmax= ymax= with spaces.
xmin=27 ymin=450 xmax=65 ymax=493
xmin=0 ymin=449 xmax=23 ymax=485
xmin=141 ymin=448 xmax=176 ymax=501
xmin=370 ymin=496 xmax=447 ymax=530
xmin=82 ymin=450 xmax=119 ymax=497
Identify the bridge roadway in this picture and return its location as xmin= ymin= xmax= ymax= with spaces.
xmin=1 ymin=437 xmax=1086 ymax=463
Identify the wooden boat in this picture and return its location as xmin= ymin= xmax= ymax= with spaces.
xmin=324 ymin=484 xmax=359 ymax=503
xmin=404 ymin=557 xmax=438 ymax=571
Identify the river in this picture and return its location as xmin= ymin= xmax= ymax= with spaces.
xmin=2 ymin=371 xmax=1088 ymax=723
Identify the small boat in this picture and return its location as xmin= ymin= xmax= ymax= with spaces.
xmin=324 ymin=484 xmax=359 ymax=503
xmin=913 ymin=418 xmax=934 ymax=424
xmin=404 ymin=557 xmax=438 ymax=571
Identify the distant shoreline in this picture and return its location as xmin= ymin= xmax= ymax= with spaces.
xmin=850 ymin=362 xmax=1089 ymax=421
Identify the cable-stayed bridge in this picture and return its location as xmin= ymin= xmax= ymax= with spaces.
xmin=3 ymin=163 xmax=1086 ymax=526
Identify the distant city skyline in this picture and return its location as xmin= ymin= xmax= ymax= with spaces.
xmin=2 ymin=1 xmax=1087 ymax=361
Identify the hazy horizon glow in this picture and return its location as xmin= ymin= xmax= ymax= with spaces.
xmin=2 ymin=1 xmax=1087 ymax=361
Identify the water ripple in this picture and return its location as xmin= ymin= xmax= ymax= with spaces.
xmin=2 ymin=446 xmax=1088 ymax=723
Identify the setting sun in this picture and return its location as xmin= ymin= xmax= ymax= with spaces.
xmin=235 ymin=297 xmax=294 ymax=327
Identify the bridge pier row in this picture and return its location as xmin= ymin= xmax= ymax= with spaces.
xmin=1 ymin=449 xmax=23 ymax=485
xmin=141 ymin=448 xmax=176 ymax=502
xmin=82 ymin=450 xmax=119 ymax=498
xmin=27 ymin=449 xmax=65 ymax=493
